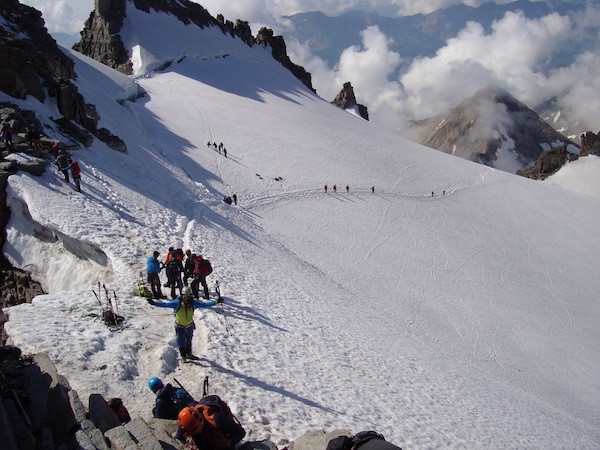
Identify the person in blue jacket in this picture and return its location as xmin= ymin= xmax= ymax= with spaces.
xmin=147 ymin=286 xmax=221 ymax=362
xmin=146 ymin=251 xmax=166 ymax=299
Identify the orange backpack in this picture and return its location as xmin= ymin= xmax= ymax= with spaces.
xmin=191 ymin=395 xmax=245 ymax=448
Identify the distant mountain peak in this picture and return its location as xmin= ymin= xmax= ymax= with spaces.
xmin=414 ymin=84 xmax=577 ymax=173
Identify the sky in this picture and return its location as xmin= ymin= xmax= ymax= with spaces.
xmin=19 ymin=0 xmax=600 ymax=137
xmin=2 ymin=3 xmax=600 ymax=448
xmin=20 ymin=0 xmax=556 ymax=36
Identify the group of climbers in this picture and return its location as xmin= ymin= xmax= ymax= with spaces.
xmin=146 ymin=247 xmax=214 ymax=301
xmin=53 ymin=143 xmax=82 ymax=192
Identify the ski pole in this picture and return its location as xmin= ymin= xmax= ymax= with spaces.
xmin=215 ymin=281 xmax=230 ymax=335
xmin=202 ymin=376 xmax=209 ymax=397
xmin=174 ymin=377 xmax=196 ymax=401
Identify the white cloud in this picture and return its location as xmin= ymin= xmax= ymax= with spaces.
xmin=20 ymin=0 xmax=92 ymax=34
xmin=400 ymin=7 xmax=600 ymax=132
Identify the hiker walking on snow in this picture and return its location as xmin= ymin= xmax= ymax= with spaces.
xmin=147 ymin=286 xmax=221 ymax=362
xmin=146 ymin=251 xmax=166 ymax=299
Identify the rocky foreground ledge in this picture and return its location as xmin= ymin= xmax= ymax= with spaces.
xmin=0 ymin=346 xmax=351 ymax=450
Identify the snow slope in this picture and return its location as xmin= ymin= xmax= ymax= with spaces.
xmin=2 ymin=3 xmax=599 ymax=448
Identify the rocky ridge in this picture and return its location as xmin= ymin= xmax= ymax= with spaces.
xmin=74 ymin=0 xmax=315 ymax=93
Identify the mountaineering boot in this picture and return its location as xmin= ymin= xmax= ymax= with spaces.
xmin=179 ymin=347 xmax=188 ymax=363
xmin=187 ymin=345 xmax=198 ymax=360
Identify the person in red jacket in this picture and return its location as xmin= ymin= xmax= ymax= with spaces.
xmin=191 ymin=255 xmax=212 ymax=299
xmin=70 ymin=160 xmax=82 ymax=192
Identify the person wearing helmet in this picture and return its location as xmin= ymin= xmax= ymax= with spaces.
xmin=147 ymin=286 xmax=222 ymax=362
xmin=148 ymin=377 xmax=194 ymax=419
xmin=176 ymin=401 xmax=245 ymax=449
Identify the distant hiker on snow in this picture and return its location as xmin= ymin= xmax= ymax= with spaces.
xmin=148 ymin=377 xmax=194 ymax=419
xmin=333 ymin=184 xmax=337 ymax=193
xmin=346 ymin=185 xmax=349 ymax=193
xmin=191 ymin=255 xmax=213 ymax=300
xmin=232 ymin=193 xmax=237 ymax=205
xmin=324 ymin=184 xmax=328 ymax=193
xmin=371 ymin=186 xmax=375 ymax=193
xmin=223 ymin=196 xmax=232 ymax=205
xmin=146 ymin=251 xmax=166 ymax=299
xmin=147 ymin=286 xmax=220 ymax=362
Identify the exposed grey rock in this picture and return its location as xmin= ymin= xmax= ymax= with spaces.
xmin=288 ymin=429 xmax=352 ymax=450
xmin=104 ymin=424 xmax=140 ymax=450
xmin=516 ymin=145 xmax=578 ymax=180
xmin=579 ymin=131 xmax=600 ymax=156
xmin=332 ymin=82 xmax=369 ymax=120
xmin=125 ymin=417 xmax=164 ymax=450
xmin=89 ymin=394 xmax=122 ymax=433
xmin=0 ymin=1 xmax=97 ymax=139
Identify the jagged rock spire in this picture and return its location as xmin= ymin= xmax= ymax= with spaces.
xmin=332 ymin=82 xmax=369 ymax=120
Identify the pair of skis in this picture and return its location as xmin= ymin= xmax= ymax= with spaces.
xmin=92 ymin=282 xmax=124 ymax=329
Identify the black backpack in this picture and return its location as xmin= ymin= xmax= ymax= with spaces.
xmin=166 ymin=259 xmax=181 ymax=277
xmin=326 ymin=431 xmax=397 ymax=450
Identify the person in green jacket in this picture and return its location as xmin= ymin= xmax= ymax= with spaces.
xmin=147 ymin=286 xmax=221 ymax=362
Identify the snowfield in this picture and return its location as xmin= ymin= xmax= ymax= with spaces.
xmin=2 ymin=3 xmax=600 ymax=448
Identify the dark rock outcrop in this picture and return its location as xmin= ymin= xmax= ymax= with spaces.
xmin=516 ymin=145 xmax=578 ymax=180
xmin=579 ymin=131 xmax=600 ymax=157
xmin=216 ymin=15 xmax=254 ymax=47
xmin=0 ymin=0 xmax=94 ymax=134
xmin=73 ymin=0 xmax=132 ymax=74
xmin=332 ymin=82 xmax=369 ymax=120
xmin=414 ymin=85 xmax=576 ymax=173
xmin=255 ymin=27 xmax=315 ymax=93
xmin=517 ymin=130 xmax=600 ymax=181
xmin=0 ymin=0 xmax=128 ymax=153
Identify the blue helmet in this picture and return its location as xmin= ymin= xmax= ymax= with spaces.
xmin=148 ymin=377 xmax=163 ymax=393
